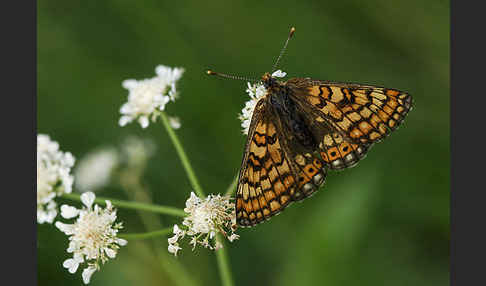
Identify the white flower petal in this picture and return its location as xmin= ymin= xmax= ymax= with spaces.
xmin=82 ymin=266 xmax=97 ymax=284
xmin=63 ymin=258 xmax=80 ymax=274
xmin=105 ymin=248 xmax=117 ymax=258
xmin=155 ymin=65 xmax=169 ymax=76
xmin=73 ymin=252 xmax=84 ymax=263
xmin=168 ymin=243 xmax=181 ymax=256
xmin=118 ymin=116 xmax=131 ymax=127
xmin=119 ymin=104 xmax=132 ymax=115
xmin=139 ymin=116 xmax=149 ymax=128
xmin=117 ymin=238 xmax=127 ymax=246
xmin=272 ymin=70 xmax=287 ymax=78
xmin=122 ymin=79 xmax=138 ymax=89
xmin=80 ymin=192 xmax=96 ymax=209
xmin=60 ymin=205 xmax=79 ymax=219
xmin=55 ymin=222 xmax=75 ymax=235
xmin=67 ymin=241 xmax=77 ymax=253
xmin=168 ymin=235 xmax=179 ymax=244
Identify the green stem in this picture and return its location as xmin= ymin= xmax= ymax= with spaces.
xmin=225 ymin=175 xmax=239 ymax=196
xmin=119 ymin=228 xmax=172 ymax=240
xmin=215 ymin=234 xmax=234 ymax=286
xmin=159 ymin=255 xmax=199 ymax=286
xmin=117 ymin=176 xmax=198 ymax=286
xmin=160 ymin=112 xmax=233 ymax=286
xmin=160 ymin=112 xmax=205 ymax=197
xmin=61 ymin=193 xmax=186 ymax=217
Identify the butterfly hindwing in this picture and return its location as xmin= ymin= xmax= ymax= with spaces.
xmin=317 ymin=130 xmax=369 ymax=170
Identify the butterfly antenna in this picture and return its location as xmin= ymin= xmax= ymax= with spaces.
xmin=271 ymin=26 xmax=296 ymax=72
xmin=206 ymin=70 xmax=257 ymax=82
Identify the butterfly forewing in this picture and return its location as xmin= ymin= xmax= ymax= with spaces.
xmin=236 ymin=101 xmax=296 ymax=226
xmin=287 ymin=78 xmax=412 ymax=169
xmin=236 ymin=94 xmax=328 ymax=227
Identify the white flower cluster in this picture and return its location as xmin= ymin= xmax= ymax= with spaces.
xmin=119 ymin=65 xmax=184 ymax=128
xmin=55 ymin=192 xmax=127 ymax=284
xmin=74 ymin=136 xmax=155 ymax=192
xmin=238 ymin=70 xmax=286 ymax=135
xmin=168 ymin=192 xmax=239 ymax=256
xmin=37 ymin=134 xmax=75 ymax=224
xmin=120 ymin=136 xmax=156 ymax=169
xmin=74 ymin=148 xmax=119 ymax=193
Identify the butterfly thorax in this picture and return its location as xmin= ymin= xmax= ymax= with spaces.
xmin=262 ymin=73 xmax=318 ymax=150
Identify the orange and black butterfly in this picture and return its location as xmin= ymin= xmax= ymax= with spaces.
xmin=208 ymin=27 xmax=412 ymax=227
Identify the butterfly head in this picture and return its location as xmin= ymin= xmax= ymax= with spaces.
xmin=262 ymin=72 xmax=278 ymax=89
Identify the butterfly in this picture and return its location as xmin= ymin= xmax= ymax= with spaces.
xmin=208 ymin=27 xmax=413 ymax=227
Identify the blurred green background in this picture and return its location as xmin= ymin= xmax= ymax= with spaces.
xmin=38 ymin=0 xmax=449 ymax=285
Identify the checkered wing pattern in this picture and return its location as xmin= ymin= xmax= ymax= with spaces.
xmin=235 ymin=99 xmax=327 ymax=227
xmin=287 ymin=78 xmax=412 ymax=170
